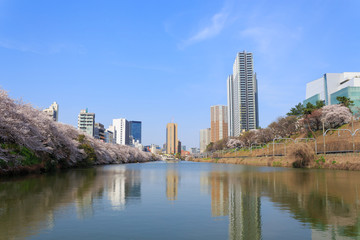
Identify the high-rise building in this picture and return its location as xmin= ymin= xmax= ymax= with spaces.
xmin=304 ymin=72 xmax=360 ymax=113
xmin=177 ymin=140 xmax=182 ymax=155
xmin=129 ymin=121 xmax=142 ymax=144
xmin=78 ymin=109 xmax=95 ymax=137
xmin=166 ymin=123 xmax=178 ymax=154
xmin=110 ymin=118 xmax=130 ymax=145
xmin=94 ymin=123 xmax=105 ymax=141
xmin=43 ymin=102 xmax=59 ymax=121
xmin=227 ymin=51 xmax=259 ymax=137
xmin=210 ymin=105 xmax=228 ymax=142
xmin=200 ymin=128 xmax=211 ymax=153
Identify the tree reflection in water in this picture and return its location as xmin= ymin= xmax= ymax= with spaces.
xmin=203 ymin=168 xmax=360 ymax=239
xmin=0 ymin=166 xmax=141 ymax=239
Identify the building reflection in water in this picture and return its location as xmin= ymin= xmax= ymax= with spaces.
xmin=228 ymin=177 xmax=261 ymax=240
xmin=204 ymin=169 xmax=360 ymax=240
xmin=210 ymin=172 xmax=229 ymax=216
xmin=107 ymin=167 xmax=141 ymax=211
xmin=166 ymin=164 xmax=179 ymax=201
xmin=206 ymin=171 xmax=261 ymax=239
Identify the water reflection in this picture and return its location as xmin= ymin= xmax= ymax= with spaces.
xmin=203 ymin=168 xmax=360 ymax=239
xmin=107 ymin=167 xmax=141 ymax=210
xmin=0 ymin=166 xmax=141 ymax=239
xmin=1 ymin=163 xmax=360 ymax=239
xmin=166 ymin=164 xmax=179 ymax=201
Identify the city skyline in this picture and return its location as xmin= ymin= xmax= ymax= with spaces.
xmin=1 ymin=0 xmax=360 ymax=148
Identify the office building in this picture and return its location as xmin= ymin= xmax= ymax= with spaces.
xmin=177 ymin=140 xmax=182 ymax=155
xmin=227 ymin=51 xmax=259 ymax=137
xmin=200 ymin=128 xmax=211 ymax=153
xmin=211 ymin=105 xmax=228 ymax=142
xmin=105 ymin=129 xmax=115 ymax=144
xmin=110 ymin=118 xmax=130 ymax=145
xmin=43 ymin=102 xmax=59 ymax=121
xmin=166 ymin=123 xmax=178 ymax=154
xmin=129 ymin=121 xmax=142 ymax=143
xmin=304 ymin=72 xmax=360 ymax=112
xmin=78 ymin=109 xmax=95 ymax=137
xmin=94 ymin=123 xmax=105 ymax=141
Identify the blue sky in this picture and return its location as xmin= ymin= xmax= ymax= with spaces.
xmin=1 ymin=0 xmax=360 ymax=148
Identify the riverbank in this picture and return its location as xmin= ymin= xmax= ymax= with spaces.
xmin=0 ymin=88 xmax=159 ymax=177
xmin=189 ymin=153 xmax=360 ymax=171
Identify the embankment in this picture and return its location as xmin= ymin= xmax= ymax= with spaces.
xmin=190 ymin=153 xmax=360 ymax=171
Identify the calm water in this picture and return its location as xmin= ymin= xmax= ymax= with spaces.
xmin=0 ymin=161 xmax=360 ymax=240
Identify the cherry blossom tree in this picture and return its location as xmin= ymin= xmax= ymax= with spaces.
xmin=0 ymin=88 xmax=157 ymax=170
xmin=321 ymin=104 xmax=352 ymax=129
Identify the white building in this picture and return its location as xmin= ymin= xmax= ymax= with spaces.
xmin=43 ymin=102 xmax=59 ymax=121
xmin=200 ymin=128 xmax=211 ymax=153
xmin=78 ymin=109 xmax=95 ymax=137
xmin=227 ymin=51 xmax=259 ymax=137
xmin=133 ymin=140 xmax=143 ymax=151
xmin=304 ymin=72 xmax=360 ymax=109
xmin=150 ymin=144 xmax=161 ymax=154
xmin=110 ymin=118 xmax=130 ymax=145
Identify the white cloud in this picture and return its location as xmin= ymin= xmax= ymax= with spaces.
xmin=240 ymin=25 xmax=303 ymax=57
xmin=179 ymin=7 xmax=230 ymax=49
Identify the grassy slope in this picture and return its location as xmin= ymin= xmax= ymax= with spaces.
xmin=193 ymin=120 xmax=360 ymax=170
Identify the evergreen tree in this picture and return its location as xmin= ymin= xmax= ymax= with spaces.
xmin=336 ymin=96 xmax=354 ymax=109
xmin=287 ymin=103 xmax=304 ymax=116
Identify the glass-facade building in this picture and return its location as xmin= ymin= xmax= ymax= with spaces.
xmin=330 ymin=86 xmax=360 ymax=114
xmin=304 ymin=72 xmax=360 ymax=110
xmin=129 ymin=121 xmax=142 ymax=143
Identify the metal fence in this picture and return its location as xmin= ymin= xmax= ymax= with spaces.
xmin=193 ymin=128 xmax=360 ymax=159
xmin=322 ymin=129 xmax=355 ymax=154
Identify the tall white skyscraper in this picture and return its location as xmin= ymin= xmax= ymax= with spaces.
xmin=227 ymin=51 xmax=259 ymax=137
xmin=110 ymin=118 xmax=130 ymax=145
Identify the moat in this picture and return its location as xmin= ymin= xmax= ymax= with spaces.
xmin=0 ymin=161 xmax=359 ymax=239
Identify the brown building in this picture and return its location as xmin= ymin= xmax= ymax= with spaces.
xmin=166 ymin=123 xmax=178 ymax=154
xmin=211 ymin=105 xmax=228 ymax=142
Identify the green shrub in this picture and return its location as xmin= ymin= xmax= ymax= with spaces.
xmin=77 ymin=134 xmax=86 ymax=143
xmin=1 ymin=143 xmax=40 ymax=166
xmin=273 ymin=161 xmax=282 ymax=167
xmin=78 ymin=143 xmax=97 ymax=167
xmin=19 ymin=146 xmax=40 ymax=166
